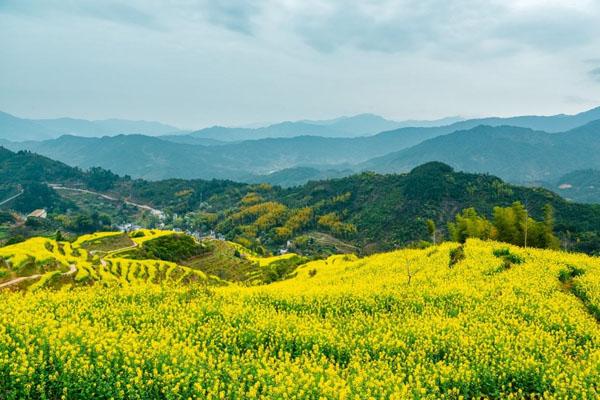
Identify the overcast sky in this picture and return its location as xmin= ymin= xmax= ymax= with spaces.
xmin=1 ymin=0 xmax=600 ymax=129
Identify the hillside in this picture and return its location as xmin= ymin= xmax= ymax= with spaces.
xmin=0 ymin=229 xmax=299 ymax=290
xmin=3 ymin=135 xmax=246 ymax=180
xmin=545 ymin=169 xmax=600 ymax=203
xmin=361 ymin=122 xmax=600 ymax=183
xmin=126 ymin=162 xmax=600 ymax=255
xmin=0 ymin=146 xmax=87 ymax=184
xmin=243 ymin=166 xmax=353 ymax=187
xmin=2 ymin=147 xmax=600 ymax=254
xmin=2 ymin=239 xmax=600 ymax=397
xmin=3 ymin=128 xmax=454 ymax=180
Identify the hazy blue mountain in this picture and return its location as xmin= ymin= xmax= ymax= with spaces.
xmin=544 ymin=169 xmax=600 ymax=204
xmin=393 ymin=116 xmax=465 ymax=128
xmin=443 ymin=106 xmax=600 ymax=133
xmin=243 ymin=167 xmax=353 ymax=187
xmin=5 ymin=124 xmax=452 ymax=181
xmin=12 ymin=119 xmax=600 ymax=184
xmin=303 ymin=114 xmax=463 ymax=131
xmin=301 ymin=114 xmax=405 ymax=135
xmin=0 ymin=111 xmax=56 ymax=141
xmin=186 ymin=121 xmax=353 ymax=141
xmin=360 ymin=121 xmax=600 ymax=183
xmin=3 ymin=135 xmax=242 ymax=181
xmin=33 ymin=118 xmax=108 ymax=137
xmin=0 ymin=110 xmax=183 ymax=140
xmin=6 ymin=107 xmax=600 ymax=186
xmin=35 ymin=117 xmax=182 ymax=137
xmin=160 ymin=135 xmax=229 ymax=146
xmin=183 ymin=114 xmax=467 ymax=142
xmin=92 ymin=119 xmax=183 ymax=135
xmin=177 ymin=106 xmax=600 ymax=142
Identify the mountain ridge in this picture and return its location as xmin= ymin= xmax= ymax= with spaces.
xmin=0 ymin=111 xmax=183 ymax=140
xmin=359 ymin=121 xmax=600 ymax=183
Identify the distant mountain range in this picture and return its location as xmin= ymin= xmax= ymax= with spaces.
xmin=360 ymin=121 xmax=600 ymax=183
xmin=2 ymin=106 xmax=600 ymax=200
xmin=3 ymin=105 xmax=600 ymax=142
xmin=0 ymin=111 xmax=183 ymax=141
xmin=179 ymin=114 xmax=465 ymax=142
xmin=1 ymin=124 xmax=464 ymax=180
xmin=171 ymin=106 xmax=600 ymax=142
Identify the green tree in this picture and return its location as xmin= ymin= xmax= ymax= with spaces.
xmin=448 ymin=208 xmax=493 ymax=243
xmin=542 ymin=204 xmax=560 ymax=249
xmin=426 ymin=219 xmax=437 ymax=244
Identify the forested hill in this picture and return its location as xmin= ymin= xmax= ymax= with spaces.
xmin=0 ymin=147 xmax=122 ymax=191
xmin=128 ymin=162 xmax=600 ymax=255
xmin=2 ymin=146 xmax=600 ymax=254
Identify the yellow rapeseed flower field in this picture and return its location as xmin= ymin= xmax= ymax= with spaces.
xmin=1 ymin=238 xmax=600 ymax=398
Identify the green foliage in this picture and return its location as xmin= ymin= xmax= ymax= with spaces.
xmin=449 ymin=202 xmax=560 ymax=250
xmin=448 ymin=208 xmax=493 ymax=243
xmin=85 ymin=167 xmax=121 ymax=191
xmin=0 ymin=211 xmax=15 ymax=225
xmin=12 ymin=183 xmax=73 ymax=213
xmin=2 ymin=145 xmax=600 ymax=255
xmin=492 ymin=248 xmax=524 ymax=271
xmin=426 ymin=219 xmax=436 ymax=244
xmin=262 ymin=255 xmax=306 ymax=283
xmin=448 ymin=245 xmax=465 ymax=268
xmin=492 ymin=248 xmax=523 ymax=264
xmin=558 ymin=264 xmax=585 ymax=283
xmin=128 ymin=234 xmax=211 ymax=263
xmin=5 ymin=235 xmax=26 ymax=246
xmin=62 ymin=213 xmax=112 ymax=234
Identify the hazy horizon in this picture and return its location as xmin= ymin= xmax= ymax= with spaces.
xmin=2 ymin=0 xmax=600 ymax=128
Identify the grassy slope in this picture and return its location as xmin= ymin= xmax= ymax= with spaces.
xmin=1 ymin=240 xmax=600 ymax=397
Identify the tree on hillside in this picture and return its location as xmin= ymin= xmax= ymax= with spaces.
xmin=426 ymin=219 xmax=437 ymax=245
xmin=493 ymin=202 xmax=525 ymax=246
xmin=542 ymin=204 xmax=560 ymax=249
xmin=448 ymin=208 xmax=494 ymax=243
xmin=450 ymin=202 xmax=560 ymax=249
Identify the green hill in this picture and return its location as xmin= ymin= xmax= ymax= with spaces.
xmin=127 ymin=162 xmax=600 ymax=255
xmin=2 ymin=146 xmax=600 ymax=255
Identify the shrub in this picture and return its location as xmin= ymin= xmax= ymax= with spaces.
xmin=449 ymin=246 xmax=465 ymax=268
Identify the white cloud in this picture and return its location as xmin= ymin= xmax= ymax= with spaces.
xmin=0 ymin=0 xmax=599 ymax=127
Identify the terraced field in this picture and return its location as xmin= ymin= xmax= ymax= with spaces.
xmin=0 ymin=230 xmax=231 ymax=289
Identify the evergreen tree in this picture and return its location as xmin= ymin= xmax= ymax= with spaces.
xmin=426 ymin=219 xmax=437 ymax=244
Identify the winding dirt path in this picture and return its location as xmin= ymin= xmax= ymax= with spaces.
xmin=49 ymin=185 xmax=164 ymax=217
xmin=0 ymin=264 xmax=77 ymax=290
xmin=0 ymin=190 xmax=24 ymax=207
